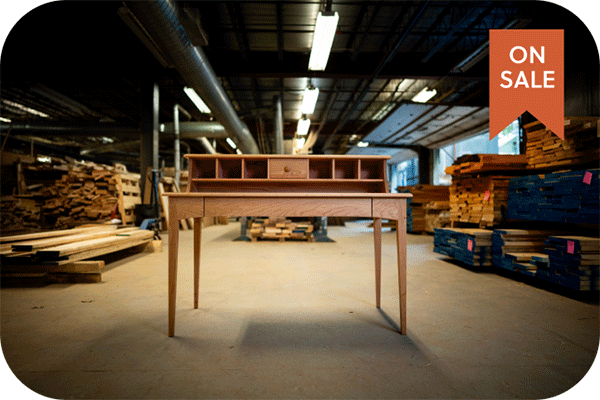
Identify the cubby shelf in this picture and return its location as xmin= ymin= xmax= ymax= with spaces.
xmin=185 ymin=155 xmax=389 ymax=193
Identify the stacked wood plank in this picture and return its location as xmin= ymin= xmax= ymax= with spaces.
xmin=445 ymin=154 xmax=528 ymax=228
xmin=525 ymin=117 xmax=599 ymax=169
xmin=508 ymin=169 xmax=599 ymax=225
xmin=397 ymin=185 xmax=450 ymax=232
xmin=1 ymin=226 xmax=156 ymax=283
xmin=540 ymin=236 xmax=600 ymax=291
xmin=249 ymin=218 xmax=313 ymax=242
xmin=445 ymin=154 xmax=527 ymax=175
xmin=433 ymin=228 xmax=493 ymax=267
xmin=449 ymin=175 xmax=510 ymax=227
xmin=491 ymin=229 xmax=563 ymax=273
xmin=41 ymin=163 xmax=142 ymax=229
xmin=0 ymin=196 xmax=41 ymax=233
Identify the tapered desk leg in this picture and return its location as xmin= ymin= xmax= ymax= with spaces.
xmin=373 ymin=218 xmax=382 ymax=308
xmin=193 ymin=218 xmax=202 ymax=309
xmin=168 ymin=210 xmax=180 ymax=337
xmin=396 ymin=201 xmax=407 ymax=335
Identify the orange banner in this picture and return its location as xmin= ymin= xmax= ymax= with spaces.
xmin=489 ymin=29 xmax=564 ymax=140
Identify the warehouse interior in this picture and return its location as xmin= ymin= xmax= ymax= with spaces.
xmin=1 ymin=1 xmax=599 ymax=399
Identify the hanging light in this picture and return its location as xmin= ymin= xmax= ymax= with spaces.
xmin=183 ymin=87 xmax=211 ymax=113
xmin=308 ymin=11 xmax=339 ymax=71
xmin=301 ymin=86 xmax=319 ymax=114
xmin=297 ymin=117 xmax=311 ymax=136
xmin=412 ymin=87 xmax=437 ymax=103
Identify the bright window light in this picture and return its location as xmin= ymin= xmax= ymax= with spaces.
xmin=297 ymin=118 xmax=311 ymax=136
xmin=308 ymin=11 xmax=339 ymax=71
xmin=412 ymin=87 xmax=437 ymax=103
xmin=0 ymin=116 xmax=11 ymax=123
xmin=226 ymin=137 xmax=237 ymax=149
xmin=357 ymin=142 xmax=369 ymax=147
xmin=183 ymin=87 xmax=211 ymax=113
xmin=301 ymin=86 xmax=319 ymax=114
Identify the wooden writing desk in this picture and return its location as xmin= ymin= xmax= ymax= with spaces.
xmin=164 ymin=155 xmax=411 ymax=337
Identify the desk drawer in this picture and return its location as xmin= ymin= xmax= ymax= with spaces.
xmin=269 ymin=158 xmax=308 ymax=179
xmin=205 ymin=197 xmax=371 ymax=217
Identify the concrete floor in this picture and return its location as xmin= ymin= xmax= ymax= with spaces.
xmin=1 ymin=221 xmax=598 ymax=399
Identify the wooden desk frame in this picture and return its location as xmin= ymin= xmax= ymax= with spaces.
xmin=165 ymin=192 xmax=410 ymax=337
xmin=164 ymin=155 xmax=410 ymax=337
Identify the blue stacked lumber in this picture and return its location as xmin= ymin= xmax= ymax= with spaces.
xmin=508 ymin=169 xmax=599 ymax=224
xmin=433 ymin=228 xmax=492 ymax=267
xmin=541 ymin=236 xmax=600 ymax=291
xmin=491 ymin=229 xmax=561 ymax=272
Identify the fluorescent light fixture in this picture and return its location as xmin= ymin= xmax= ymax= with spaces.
xmin=183 ymin=87 xmax=211 ymax=113
xmin=357 ymin=142 xmax=369 ymax=147
xmin=226 ymin=137 xmax=237 ymax=148
xmin=308 ymin=11 xmax=339 ymax=71
xmin=295 ymin=137 xmax=306 ymax=151
xmin=236 ymin=149 xmax=242 ymax=155
xmin=301 ymin=86 xmax=319 ymax=114
xmin=0 ymin=116 xmax=11 ymax=123
xmin=1 ymin=99 xmax=49 ymax=118
xmin=412 ymin=87 xmax=437 ymax=103
xmin=297 ymin=117 xmax=311 ymax=136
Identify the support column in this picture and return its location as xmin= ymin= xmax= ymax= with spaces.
xmin=140 ymin=82 xmax=160 ymax=199
xmin=417 ymin=145 xmax=433 ymax=185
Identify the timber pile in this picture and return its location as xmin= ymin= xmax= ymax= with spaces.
xmin=41 ymin=163 xmax=141 ymax=229
xmin=397 ymin=185 xmax=450 ymax=232
xmin=508 ymin=169 xmax=599 ymax=225
xmin=525 ymin=117 xmax=600 ymax=170
xmin=1 ymin=226 xmax=156 ymax=283
xmin=433 ymin=228 xmax=493 ymax=267
xmin=445 ymin=154 xmax=527 ymax=175
xmin=0 ymin=196 xmax=40 ymax=233
xmin=491 ymin=229 xmax=563 ymax=273
xmin=449 ymin=175 xmax=509 ymax=228
xmin=249 ymin=218 xmax=313 ymax=242
xmin=444 ymin=154 xmax=527 ymax=228
xmin=540 ymin=236 xmax=600 ymax=291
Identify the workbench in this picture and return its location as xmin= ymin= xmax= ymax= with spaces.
xmin=164 ymin=155 xmax=411 ymax=337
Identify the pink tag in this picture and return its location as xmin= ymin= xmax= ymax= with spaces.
xmin=467 ymin=239 xmax=473 ymax=251
xmin=583 ymin=171 xmax=592 ymax=185
xmin=484 ymin=191 xmax=490 ymax=201
xmin=567 ymin=240 xmax=575 ymax=254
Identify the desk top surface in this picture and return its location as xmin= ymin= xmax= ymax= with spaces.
xmin=164 ymin=192 xmax=412 ymax=198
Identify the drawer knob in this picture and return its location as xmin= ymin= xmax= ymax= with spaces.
xmin=284 ymin=166 xmax=290 ymax=172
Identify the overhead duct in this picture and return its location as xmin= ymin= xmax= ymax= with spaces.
xmin=3 ymin=121 xmax=228 ymax=139
xmin=272 ymin=95 xmax=284 ymax=154
xmin=124 ymin=0 xmax=260 ymax=154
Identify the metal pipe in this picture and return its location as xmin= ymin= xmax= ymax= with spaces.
xmin=272 ymin=95 xmax=284 ymax=154
xmin=173 ymin=104 xmax=181 ymax=189
xmin=124 ymin=0 xmax=260 ymax=154
xmin=197 ymin=137 xmax=217 ymax=154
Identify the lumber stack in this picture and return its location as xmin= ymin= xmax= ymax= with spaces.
xmin=541 ymin=236 xmax=600 ymax=291
xmin=1 ymin=226 xmax=156 ymax=283
xmin=508 ymin=169 xmax=599 ymax=225
xmin=445 ymin=154 xmax=527 ymax=175
xmin=444 ymin=154 xmax=528 ymax=228
xmin=433 ymin=228 xmax=493 ymax=267
xmin=249 ymin=218 xmax=313 ymax=242
xmin=397 ymin=185 xmax=450 ymax=232
xmin=0 ymin=196 xmax=41 ymax=233
xmin=449 ymin=175 xmax=509 ymax=227
xmin=491 ymin=229 xmax=563 ymax=273
xmin=525 ymin=117 xmax=600 ymax=170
